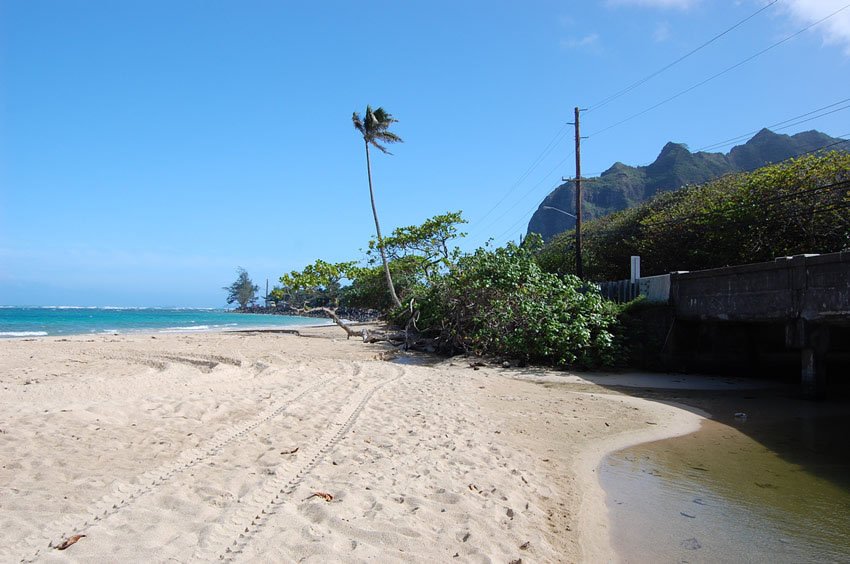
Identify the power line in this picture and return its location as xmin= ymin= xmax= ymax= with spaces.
xmin=480 ymin=156 xmax=572 ymax=228
xmin=698 ymin=98 xmax=850 ymax=152
xmin=474 ymin=119 xmax=849 ymax=252
xmin=483 ymin=132 xmax=850 ymax=250
xmin=638 ymin=179 xmax=850 ymax=230
xmin=467 ymin=153 xmax=574 ymax=245
xmin=490 ymin=207 xmax=542 ymax=246
xmin=469 ymin=183 xmax=559 ymax=247
xmin=587 ymin=0 xmax=779 ymax=113
xmin=474 ymin=124 xmax=571 ymax=227
xmin=586 ymin=2 xmax=850 ymax=139
xmin=543 ymin=137 xmax=850 ymax=244
xmin=578 ymin=177 xmax=850 ymax=243
xmin=578 ymin=200 xmax=850 ymax=253
xmin=660 ymin=199 xmax=850 ymax=239
xmin=795 ymin=134 xmax=850 ymax=154
xmin=475 ymin=185 xmax=563 ymax=247
xmin=694 ymin=131 xmax=850 ymax=171
xmin=589 ymin=103 xmax=850 ymax=175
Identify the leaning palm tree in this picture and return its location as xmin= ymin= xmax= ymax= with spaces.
xmin=352 ymin=105 xmax=404 ymax=309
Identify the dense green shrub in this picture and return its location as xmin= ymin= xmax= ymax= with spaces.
xmin=340 ymin=260 xmax=421 ymax=311
xmin=278 ymin=214 xmax=625 ymax=368
xmin=538 ymin=152 xmax=850 ymax=280
xmin=417 ymin=239 xmax=621 ymax=367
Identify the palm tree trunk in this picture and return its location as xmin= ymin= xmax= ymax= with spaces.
xmin=364 ymin=141 xmax=403 ymax=309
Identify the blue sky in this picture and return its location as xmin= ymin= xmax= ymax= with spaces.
xmin=2 ymin=0 xmax=849 ymax=307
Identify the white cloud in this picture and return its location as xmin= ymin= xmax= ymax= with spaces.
xmin=606 ymin=0 xmax=850 ymax=56
xmin=561 ymin=33 xmax=601 ymax=50
xmin=607 ymin=0 xmax=698 ymax=9
xmin=780 ymin=0 xmax=850 ymax=56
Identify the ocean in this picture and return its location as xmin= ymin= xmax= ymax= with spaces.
xmin=0 ymin=307 xmax=330 ymax=338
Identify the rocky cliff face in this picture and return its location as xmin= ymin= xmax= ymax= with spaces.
xmin=527 ymin=129 xmax=845 ymax=241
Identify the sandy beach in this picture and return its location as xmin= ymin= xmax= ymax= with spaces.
xmin=0 ymin=326 xmax=712 ymax=563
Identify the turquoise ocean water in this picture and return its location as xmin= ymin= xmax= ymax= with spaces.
xmin=0 ymin=307 xmax=329 ymax=338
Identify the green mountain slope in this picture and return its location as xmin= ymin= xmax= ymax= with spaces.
xmin=527 ymin=128 xmax=847 ymax=241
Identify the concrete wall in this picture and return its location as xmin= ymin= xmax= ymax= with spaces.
xmin=669 ymin=251 xmax=850 ymax=323
xmin=638 ymin=274 xmax=671 ymax=303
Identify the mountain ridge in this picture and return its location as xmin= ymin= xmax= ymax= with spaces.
xmin=526 ymin=128 xmax=848 ymax=241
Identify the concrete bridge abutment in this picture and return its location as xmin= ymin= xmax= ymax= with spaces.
xmin=661 ymin=252 xmax=849 ymax=398
xmin=788 ymin=320 xmax=831 ymax=399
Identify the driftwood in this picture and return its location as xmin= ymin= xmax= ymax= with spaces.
xmin=298 ymin=306 xmax=362 ymax=339
xmin=298 ymin=306 xmax=408 ymax=344
xmin=361 ymin=329 xmax=407 ymax=343
xmin=297 ymin=303 xmax=442 ymax=354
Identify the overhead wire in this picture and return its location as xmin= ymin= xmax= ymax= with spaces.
xmin=637 ymin=179 xmax=850 ymax=230
xmin=488 ymin=186 xmax=566 ymax=246
xmin=473 ymin=124 xmax=571 ymax=227
xmin=528 ymin=135 xmax=850 ymax=247
xmin=466 ymin=152 xmax=575 ymax=246
xmin=482 ymin=132 xmax=850 ymax=248
xmin=697 ymin=100 xmax=850 ymax=152
xmin=586 ymin=101 xmax=850 ymax=174
xmin=470 ymin=4 xmax=850 ymax=249
xmin=578 ymin=175 xmax=850 ymax=243
xmin=586 ymin=2 xmax=850 ymax=140
xmin=490 ymin=208 xmax=543 ymax=247
xmin=587 ymin=0 xmax=779 ymax=113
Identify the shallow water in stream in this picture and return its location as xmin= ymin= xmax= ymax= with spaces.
xmin=601 ymin=393 xmax=850 ymax=563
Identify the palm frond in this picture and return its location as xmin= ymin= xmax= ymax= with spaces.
xmin=352 ymin=112 xmax=364 ymax=135
xmin=353 ymin=105 xmax=402 ymax=148
xmin=371 ymin=107 xmax=397 ymax=125
xmin=375 ymin=131 xmax=403 ymax=144
xmin=370 ymin=139 xmax=393 ymax=154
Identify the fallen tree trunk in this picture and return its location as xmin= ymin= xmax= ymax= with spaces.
xmin=297 ymin=305 xmax=442 ymax=354
xmin=300 ymin=307 xmax=403 ymax=344
xmin=299 ymin=306 xmax=362 ymax=339
xmin=361 ymin=329 xmax=407 ymax=343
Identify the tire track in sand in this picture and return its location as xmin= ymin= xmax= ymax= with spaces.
xmin=6 ymin=360 xmax=361 ymax=563
xmin=192 ymin=364 xmax=405 ymax=562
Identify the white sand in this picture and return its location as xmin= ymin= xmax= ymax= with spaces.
xmin=0 ymin=327 xmax=708 ymax=562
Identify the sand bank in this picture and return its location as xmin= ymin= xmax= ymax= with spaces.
xmin=0 ymin=327 xmax=711 ymax=562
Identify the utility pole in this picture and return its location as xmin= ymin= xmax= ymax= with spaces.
xmin=564 ymin=107 xmax=585 ymax=278
xmin=573 ymin=106 xmax=583 ymax=279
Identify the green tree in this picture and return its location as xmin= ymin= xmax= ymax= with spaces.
xmin=352 ymin=105 xmax=404 ymax=309
xmin=279 ymin=259 xmax=363 ymax=338
xmin=340 ymin=259 xmax=420 ymax=312
xmin=224 ymin=267 xmax=259 ymax=309
xmin=279 ymin=259 xmax=358 ymax=308
xmin=366 ymin=211 xmax=467 ymax=283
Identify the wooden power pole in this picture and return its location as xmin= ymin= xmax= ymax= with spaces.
xmin=573 ymin=106 xmax=584 ymax=279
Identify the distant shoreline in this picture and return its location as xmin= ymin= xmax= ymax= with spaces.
xmin=0 ymin=306 xmax=331 ymax=339
xmin=228 ymin=305 xmax=382 ymax=323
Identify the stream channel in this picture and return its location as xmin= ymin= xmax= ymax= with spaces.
xmin=601 ymin=388 xmax=850 ymax=563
